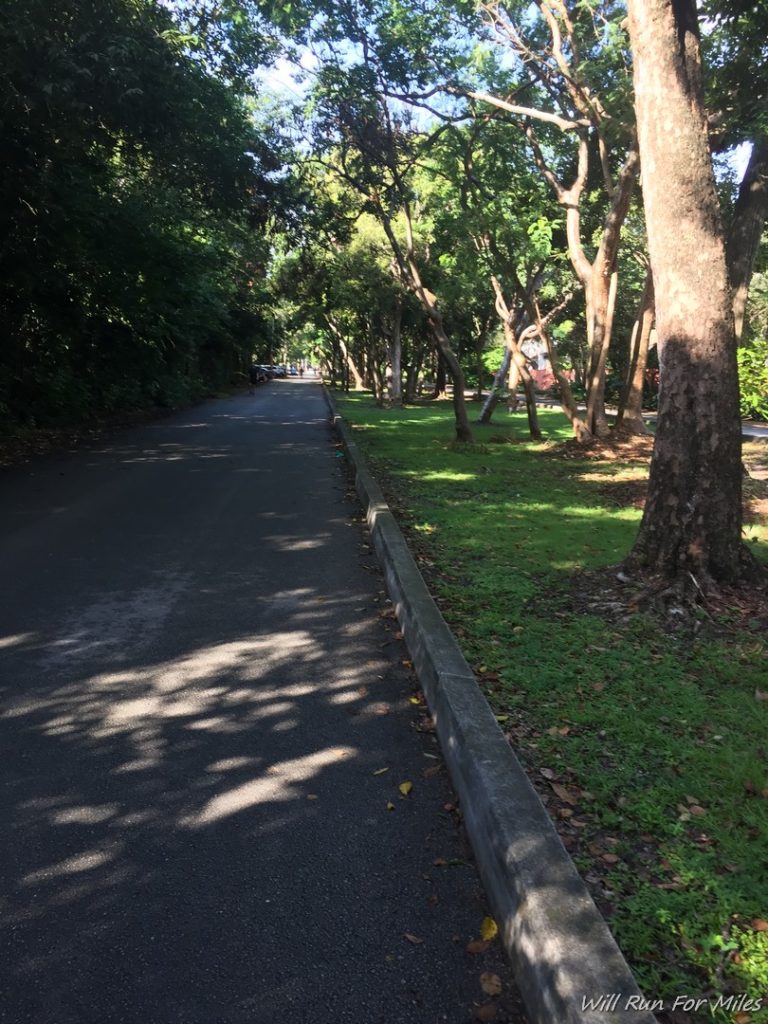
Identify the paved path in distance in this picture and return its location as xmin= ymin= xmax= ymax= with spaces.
xmin=0 ymin=382 xmax=524 ymax=1024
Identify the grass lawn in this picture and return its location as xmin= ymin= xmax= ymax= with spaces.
xmin=334 ymin=391 xmax=768 ymax=1024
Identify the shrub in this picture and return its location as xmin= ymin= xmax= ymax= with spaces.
xmin=738 ymin=338 xmax=768 ymax=421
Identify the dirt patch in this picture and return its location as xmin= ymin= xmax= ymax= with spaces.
xmin=560 ymin=564 xmax=768 ymax=638
xmin=547 ymin=433 xmax=656 ymax=462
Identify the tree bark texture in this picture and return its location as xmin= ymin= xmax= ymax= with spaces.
xmin=626 ymin=0 xmax=751 ymax=584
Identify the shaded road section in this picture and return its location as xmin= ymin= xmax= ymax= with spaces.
xmin=0 ymin=382 xmax=523 ymax=1024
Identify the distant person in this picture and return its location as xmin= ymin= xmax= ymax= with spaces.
xmin=248 ymin=364 xmax=259 ymax=394
xmin=299 ymin=366 xmax=304 ymax=377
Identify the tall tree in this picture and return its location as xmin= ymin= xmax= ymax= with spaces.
xmin=625 ymin=0 xmax=761 ymax=586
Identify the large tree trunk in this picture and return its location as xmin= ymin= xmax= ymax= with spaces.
xmin=626 ymin=0 xmax=757 ymax=585
xmin=617 ymin=269 xmax=654 ymax=434
xmin=726 ymin=136 xmax=768 ymax=341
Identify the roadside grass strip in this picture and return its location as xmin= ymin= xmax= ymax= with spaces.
xmin=335 ymin=391 xmax=768 ymax=1024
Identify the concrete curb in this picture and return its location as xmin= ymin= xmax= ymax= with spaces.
xmin=324 ymin=389 xmax=657 ymax=1024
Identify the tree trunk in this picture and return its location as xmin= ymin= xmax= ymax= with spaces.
xmin=478 ymin=346 xmax=511 ymax=424
xmin=430 ymin=319 xmax=473 ymax=441
xmin=539 ymin=318 xmax=592 ymax=442
xmin=726 ymin=136 xmax=768 ymax=341
xmin=432 ymin=351 xmax=448 ymax=399
xmin=326 ymin=316 xmax=364 ymax=391
xmin=617 ymin=269 xmax=654 ymax=434
xmin=584 ymin=263 xmax=619 ymax=436
xmin=405 ymin=362 xmax=419 ymax=402
xmin=626 ymin=0 xmax=757 ymax=585
xmin=507 ymin=356 xmax=521 ymax=411
xmin=553 ymin=135 xmax=639 ymax=439
xmin=485 ymin=276 xmax=541 ymax=438
xmin=387 ymin=298 xmax=404 ymax=407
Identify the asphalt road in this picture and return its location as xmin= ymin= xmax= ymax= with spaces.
xmin=0 ymin=381 xmax=524 ymax=1024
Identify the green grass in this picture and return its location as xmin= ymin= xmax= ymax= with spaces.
xmin=336 ymin=391 xmax=768 ymax=1022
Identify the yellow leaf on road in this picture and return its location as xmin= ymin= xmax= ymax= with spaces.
xmin=399 ymin=781 xmax=413 ymax=796
xmin=480 ymin=917 xmax=498 ymax=942
xmin=386 ymin=801 xmax=395 ymax=811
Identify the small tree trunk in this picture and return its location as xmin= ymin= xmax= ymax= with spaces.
xmin=326 ymin=317 xmax=364 ymax=391
xmin=540 ymin=321 xmax=592 ymax=442
xmin=405 ymin=362 xmax=419 ymax=402
xmin=617 ymin=270 xmax=654 ymax=434
xmin=429 ymin=318 xmax=473 ymax=442
xmin=585 ymin=264 xmax=619 ymax=436
xmin=387 ymin=298 xmax=404 ymax=407
xmin=507 ymin=357 xmax=521 ymax=410
xmin=432 ymin=352 xmax=448 ymax=399
xmin=626 ymin=0 xmax=757 ymax=585
xmin=478 ymin=346 xmax=511 ymax=424
xmin=506 ymin=325 xmax=541 ymax=440
xmin=726 ymin=136 xmax=768 ymax=341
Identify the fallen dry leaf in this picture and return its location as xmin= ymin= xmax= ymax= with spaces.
xmin=480 ymin=917 xmax=498 ymax=942
xmin=755 ymin=689 xmax=768 ymax=703
xmin=551 ymin=782 xmax=579 ymax=806
xmin=752 ymin=918 xmax=768 ymax=931
xmin=399 ymin=781 xmax=413 ymax=796
xmin=480 ymin=972 xmax=503 ymax=996
xmin=306 ymin=794 xmax=318 ymax=801
xmin=373 ymin=767 xmax=390 ymax=776
xmin=466 ymin=940 xmax=490 ymax=955
xmin=734 ymin=1013 xmax=751 ymax=1024
xmin=403 ymin=933 xmax=424 ymax=945
xmin=433 ymin=857 xmax=448 ymax=867
xmin=602 ymin=853 xmax=621 ymax=865
xmin=386 ymin=801 xmax=395 ymax=811
xmin=591 ymin=682 xmax=605 ymax=693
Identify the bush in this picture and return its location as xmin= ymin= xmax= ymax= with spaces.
xmin=738 ymin=338 xmax=768 ymax=421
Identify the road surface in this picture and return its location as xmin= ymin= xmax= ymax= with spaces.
xmin=0 ymin=382 xmax=523 ymax=1024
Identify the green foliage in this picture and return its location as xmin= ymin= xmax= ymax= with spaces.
xmin=738 ymin=338 xmax=768 ymax=421
xmin=0 ymin=0 xmax=283 ymax=429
